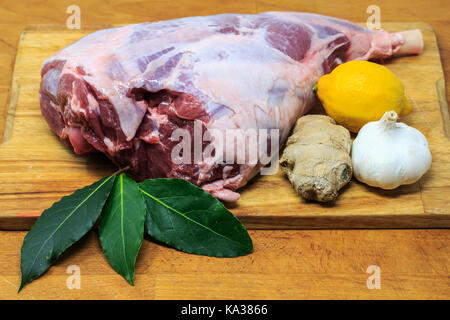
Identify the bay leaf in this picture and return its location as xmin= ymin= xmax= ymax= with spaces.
xmin=19 ymin=174 xmax=116 ymax=292
xmin=99 ymin=173 xmax=146 ymax=285
xmin=139 ymin=178 xmax=253 ymax=258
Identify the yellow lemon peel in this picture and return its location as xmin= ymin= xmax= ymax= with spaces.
xmin=316 ymin=61 xmax=412 ymax=133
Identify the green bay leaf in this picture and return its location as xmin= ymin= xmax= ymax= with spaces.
xmin=139 ymin=178 xmax=253 ymax=258
xmin=19 ymin=174 xmax=116 ymax=292
xmin=99 ymin=173 xmax=146 ymax=285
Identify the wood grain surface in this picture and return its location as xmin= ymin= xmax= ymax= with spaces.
xmin=0 ymin=21 xmax=449 ymax=230
xmin=1 ymin=229 xmax=449 ymax=299
xmin=0 ymin=0 xmax=449 ymax=300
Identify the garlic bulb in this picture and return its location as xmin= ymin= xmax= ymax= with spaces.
xmin=351 ymin=111 xmax=431 ymax=189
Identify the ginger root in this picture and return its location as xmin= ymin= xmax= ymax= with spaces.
xmin=280 ymin=115 xmax=352 ymax=202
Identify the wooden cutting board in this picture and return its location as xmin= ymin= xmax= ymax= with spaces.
xmin=0 ymin=22 xmax=449 ymax=230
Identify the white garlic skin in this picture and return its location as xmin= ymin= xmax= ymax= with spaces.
xmin=351 ymin=111 xmax=432 ymax=190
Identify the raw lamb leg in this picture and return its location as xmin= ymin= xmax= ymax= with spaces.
xmin=39 ymin=12 xmax=423 ymax=201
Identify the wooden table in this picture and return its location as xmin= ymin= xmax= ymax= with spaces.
xmin=0 ymin=0 xmax=449 ymax=299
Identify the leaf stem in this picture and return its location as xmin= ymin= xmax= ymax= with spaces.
xmin=112 ymin=166 xmax=130 ymax=176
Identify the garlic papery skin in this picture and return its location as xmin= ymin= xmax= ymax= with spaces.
xmin=351 ymin=111 xmax=432 ymax=190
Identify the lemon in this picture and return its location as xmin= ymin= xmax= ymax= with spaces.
xmin=316 ymin=61 xmax=412 ymax=133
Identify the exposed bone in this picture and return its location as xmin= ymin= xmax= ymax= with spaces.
xmin=392 ymin=29 xmax=424 ymax=56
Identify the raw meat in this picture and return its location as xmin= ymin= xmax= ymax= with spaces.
xmin=39 ymin=12 xmax=422 ymax=201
